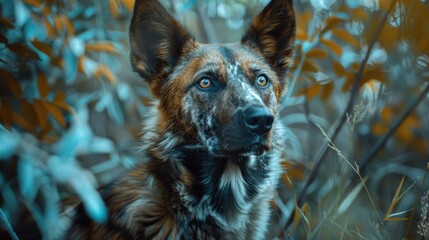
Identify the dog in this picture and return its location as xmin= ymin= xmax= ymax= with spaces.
xmin=66 ymin=0 xmax=295 ymax=239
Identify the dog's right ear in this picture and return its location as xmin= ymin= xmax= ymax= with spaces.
xmin=130 ymin=0 xmax=196 ymax=90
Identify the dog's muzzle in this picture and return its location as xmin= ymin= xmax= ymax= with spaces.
xmin=243 ymin=105 xmax=274 ymax=135
xmin=219 ymin=104 xmax=274 ymax=156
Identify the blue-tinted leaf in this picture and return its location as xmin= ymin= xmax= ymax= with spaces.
xmin=80 ymin=187 xmax=108 ymax=224
xmin=63 ymin=47 xmax=77 ymax=84
xmin=0 ymin=127 xmax=19 ymax=159
xmin=69 ymin=37 xmax=85 ymax=56
xmin=107 ymin=95 xmax=124 ymax=125
xmin=14 ymin=1 xmax=30 ymax=27
xmin=48 ymin=156 xmax=107 ymax=224
xmin=23 ymin=21 xmax=46 ymax=40
xmin=117 ymin=82 xmax=131 ymax=101
xmin=17 ymin=156 xmax=40 ymax=200
xmin=89 ymin=137 xmax=114 ymax=154
xmin=80 ymin=57 xmax=98 ymax=76
xmin=54 ymin=107 xmax=91 ymax=158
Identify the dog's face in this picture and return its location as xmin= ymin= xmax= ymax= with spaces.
xmin=130 ymin=0 xmax=295 ymax=156
xmin=177 ymin=44 xmax=281 ymax=156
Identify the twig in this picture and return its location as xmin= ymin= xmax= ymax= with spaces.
xmin=0 ymin=208 xmax=19 ymax=240
xmin=283 ymin=0 xmax=398 ymax=231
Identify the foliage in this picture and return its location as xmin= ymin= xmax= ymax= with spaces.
xmin=0 ymin=0 xmax=145 ymax=238
xmin=0 ymin=0 xmax=428 ymax=239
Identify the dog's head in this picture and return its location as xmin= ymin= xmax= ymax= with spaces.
xmin=130 ymin=0 xmax=295 ymax=157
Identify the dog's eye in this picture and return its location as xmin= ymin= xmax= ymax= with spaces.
xmin=197 ymin=78 xmax=212 ymax=89
xmin=256 ymin=75 xmax=268 ymax=87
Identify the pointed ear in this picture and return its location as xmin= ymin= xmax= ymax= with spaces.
xmin=130 ymin=0 xmax=196 ymax=82
xmin=242 ymin=0 xmax=296 ymax=79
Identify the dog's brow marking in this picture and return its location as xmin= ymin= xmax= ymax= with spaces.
xmin=223 ymin=52 xmax=265 ymax=106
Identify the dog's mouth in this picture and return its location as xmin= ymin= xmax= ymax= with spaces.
xmin=212 ymin=141 xmax=271 ymax=157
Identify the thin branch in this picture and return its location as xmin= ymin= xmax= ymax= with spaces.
xmin=359 ymin=82 xmax=429 ymax=172
xmin=283 ymin=0 xmax=398 ymax=231
xmin=0 ymin=208 xmax=19 ymax=240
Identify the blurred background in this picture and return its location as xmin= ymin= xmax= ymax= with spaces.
xmin=0 ymin=0 xmax=428 ymax=239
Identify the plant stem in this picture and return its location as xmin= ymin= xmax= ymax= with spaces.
xmin=0 ymin=208 xmax=19 ymax=240
xmin=283 ymin=0 xmax=398 ymax=231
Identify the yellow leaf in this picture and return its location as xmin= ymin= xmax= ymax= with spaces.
xmin=321 ymin=82 xmax=334 ymax=101
xmin=23 ymin=0 xmax=43 ymax=7
xmin=34 ymin=100 xmax=49 ymax=130
xmin=281 ymin=173 xmax=293 ymax=188
xmin=53 ymin=102 xmax=73 ymax=113
xmin=12 ymin=112 xmax=33 ymax=132
xmin=384 ymin=217 xmax=410 ymax=222
xmin=306 ymin=48 xmax=328 ymax=59
xmin=51 ymin=56 xmax=64 ymax=68
xmin=32 ymin=40 xmax=53 ymax=57
xmin=63 ymin=15 xmax=75 ymax=36
xmin=293 ymin=203 xmax=310 ymax=230
xmin=44 ymin=19 xmax=55 ymax=39
xmin=372 ymin=122 xmax=388 ymax=136
xmin=362 ymin=69 xmax=386 ymax=86
xmin=0 ymin=68 xmax=21 ymax=96
xmin=351 ymin=8 xmax=368 ymax=20
xmin=321 ymin=38 xmax=342 ymax=56
xmin=78 ymin=56 xmax=85 ymax=73
xmin=0 ymin=17 xmax=14 ymax=29
xmin=396 ymin=115 xmax=420 ymax=143
xmin=85 ymin=42 xmax=119 ymax=54
xmin=20 ymin=100 xmax=37 ymax=132
xmin=0 ymin=98 xmax=13 ymax=128
xmin=384 ymin=177 xmax=405 ymax=221
xmin=54 ymin=92 xmax=66 ymax=104
xmin=296 ymin=29 xmax=307 ymax=41
xmin=8 ymin=78 xmax=22 ymax=97
xmin=320 ymin=16 xmax=346 ymax=35
xmin=94 ymin=65 xmax=117 ymax=84
xmin=42 ymin=5 xmax=51 ymax=15
xmin=53 ymin=15 xmax=63 ymax=33
xmin=292 ymin=205 xmax=301 ymax=229
xmin=38 ymin=73 xmax=49 ymax=99
xmin=332 ymin=28 xmax=359 ymax=48
xmin=7 ymin=43 xmax=41 ymax=60
xmin=45 ymin=102 xmax=66 ymax=128
xmin=332 ymin=61 xmax=345 ymax=76
xmin=297 ymin=84 xmax=320 ymax=100
xmin=297 ymin=11 xmax=311 ymax=33
xmin=342 ymin=72 xmax=355 ymax=92
xmin=301 ymin=60 xmax=319 ymax=73
xmin=381 ymin=107 xmax=394 ymax=122
xmin=110 ymin=0 xmax=120 ymax=18
xmin=121 ymin=0 xmax=134 ymax=12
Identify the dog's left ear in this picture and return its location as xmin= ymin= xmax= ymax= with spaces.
xmin=242 ymin=0 xmax=296 ymax=81
xmin=129 ymin=0 xmax=195 ymax=91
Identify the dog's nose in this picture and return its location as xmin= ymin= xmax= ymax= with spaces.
xmin=243 ymin=105 xmax=274 ymax=134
